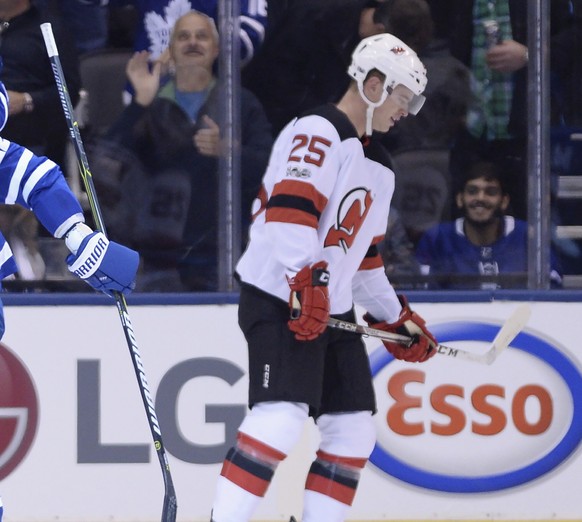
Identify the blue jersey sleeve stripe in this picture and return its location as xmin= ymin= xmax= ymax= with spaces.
xmin=6 ymin=148 xmax=33 ymax=204
xmin=22 ymin=159 xmax=56 ymax=203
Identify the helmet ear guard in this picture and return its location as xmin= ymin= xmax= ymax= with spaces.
xmin=348 ymin=33 xmax=427 ymax=133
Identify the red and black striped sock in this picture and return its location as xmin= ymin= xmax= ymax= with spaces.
xmin=305 ymin=450 xmax=367 ymax=506
xmin=220 ymin=431 xmax=286 ymax=497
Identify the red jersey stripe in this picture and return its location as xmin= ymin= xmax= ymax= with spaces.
xmin=358 ymin=254 xmax=384 ymax=271
xmin=271 ymin=179 xmax=328 ymax=213
xmin=266 ymin=207 xmax=319 ymax=228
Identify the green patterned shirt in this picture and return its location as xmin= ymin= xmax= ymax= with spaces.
xmin=466 ymin=0 xmax=514 ymax=140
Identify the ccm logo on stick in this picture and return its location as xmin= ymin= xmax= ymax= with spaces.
xmin=369 ymin=321 xmax=582 ymax=493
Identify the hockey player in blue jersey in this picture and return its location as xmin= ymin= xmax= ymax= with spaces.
xmin=0 ymin=77 xmax=138 ymax=334
xmin=0 ymin=60 xmax=138 ymax=521
xmin=415 ymin=160 xmax=562 ymax=289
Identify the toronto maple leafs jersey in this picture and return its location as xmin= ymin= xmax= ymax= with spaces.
xmin=236 ymin=104 xmax=403 ymax=321
xmin=125 ymin=0 xmax=268 ymax=64
xmin=0 ymin=82 xmax=84 ymax=281
xmin=415 ymin=217 xmax=563 ymax=288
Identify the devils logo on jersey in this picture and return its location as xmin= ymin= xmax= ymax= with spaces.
xmin=324 ymin=187 xmax=373 ymax=252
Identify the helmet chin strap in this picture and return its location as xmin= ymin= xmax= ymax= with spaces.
xmin=365 ymin=105 xmax=375 ymax=136
xmin=357 ymin=80 xmax=390 ymax=136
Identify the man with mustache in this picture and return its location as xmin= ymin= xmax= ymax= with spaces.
xmin=415 ymin=160 xmax=562 ymax=289
xmin=96 ymin=10 xmax=272 ymax=291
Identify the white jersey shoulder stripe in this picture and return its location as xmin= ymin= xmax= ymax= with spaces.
xmin=0 ymin=239 xmax=13 ymax=266
xmin=0 ymin=92 xmax=7 ymax=130
xmin=0 ymin=137 xmax=9 ymax=162
xmin=6 ymin=147 xmax=33 ymax=204
xmin=23 ymin=158 xmax=57 ymax=203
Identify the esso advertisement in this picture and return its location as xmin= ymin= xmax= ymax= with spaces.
xmin=2 ymin=301 xmax=582 ymax=521
xmin=370 ymin=321 xmax=582 ymax=493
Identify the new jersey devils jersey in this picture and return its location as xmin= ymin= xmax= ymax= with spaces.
xmin=236 ymin=104 xmax=402 ymax=320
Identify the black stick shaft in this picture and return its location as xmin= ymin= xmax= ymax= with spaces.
xmin=41 ymin=22 xmax=177 ymax=522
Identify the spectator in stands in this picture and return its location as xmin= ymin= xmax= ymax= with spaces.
xmin=552 ymin=0 xmax=582 ymax=126
xmin=376 ymin=0 xmax=472 ymax=246
xmin=0 ymin=0 xmax=80 ymax=167
xmin=109 ymin=0 xmax=267 ymax=66
xmin=108 ymin=3 xmax=139 ymax=48
xmin=242 ymin=0 xmax=395 ymax=135
xmin=426 ymin=0 xmax=574 ymax=220
xmin=415 ymin=160 xmax=563 ymax=289
xmin=93 ymin=10 xmax=272 ymax=291
xmin=35 ymin=0 xmax=109 ymax=55
xmin=0 ymin=0 xmax=81 ymax=280
xmin=379 ymin=0 xmax=471 ymax=154
xmin=378 ymin=208 xmax=421 ymax=287
xmin=0 ymin=205 xmax=45 ymax=280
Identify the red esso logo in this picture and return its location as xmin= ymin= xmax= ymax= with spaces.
xmin=387 ymin=371 xmax=551 ymax=437
xmin=373 ymin=348 xmax=573 ymax=479
xmin=0 ymin=342 xmax=39 ymax=480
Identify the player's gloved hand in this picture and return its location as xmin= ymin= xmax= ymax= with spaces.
xmin=65 ymin=223 xmax=139 ymax=296
xmin=363 ymin=295 xmax=437 ymax=362
xmin=287 ymin=261 xmax=330 ymax=341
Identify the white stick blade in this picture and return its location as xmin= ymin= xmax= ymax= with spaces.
xmin=486 ymin=303 xmax=532 ymax=363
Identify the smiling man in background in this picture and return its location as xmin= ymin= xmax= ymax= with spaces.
xmin=415 ymin=160 xmax=563 ymax=288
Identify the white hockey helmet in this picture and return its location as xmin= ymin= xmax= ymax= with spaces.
xmin=348 ymin=33 xmax=427 ymax=133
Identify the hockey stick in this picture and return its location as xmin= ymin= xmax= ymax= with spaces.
xmin=328 ymin=303 xmax=531 ymax=365
xmin=41 ymin=23 xmax=177 ymax=522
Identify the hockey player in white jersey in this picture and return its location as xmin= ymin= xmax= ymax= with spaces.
xmin=0 ymin=59 xmax=138 ymax=521
xmin=210 ymin=34 xmax=437 ymax=522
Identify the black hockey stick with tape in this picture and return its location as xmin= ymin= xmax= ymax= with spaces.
xmin=328 ymin=303 xmax=531 ymax=365
xmin=41 ymin=23 xmax=177 ymax=522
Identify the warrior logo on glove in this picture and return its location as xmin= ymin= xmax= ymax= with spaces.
xmin=65 ymin=224 xmax=139 ymax=297
xmin=69 ymin=234 xmax=109 ymax=278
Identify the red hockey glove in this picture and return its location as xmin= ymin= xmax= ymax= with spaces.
xmin=287 ymin=261 xmax=330 ymax=341
xmin=363 ymin=295 xmax=437 ymax=362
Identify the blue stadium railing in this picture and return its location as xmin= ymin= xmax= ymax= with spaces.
xmin=3 ymin=289 xmax=582 ymax=307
